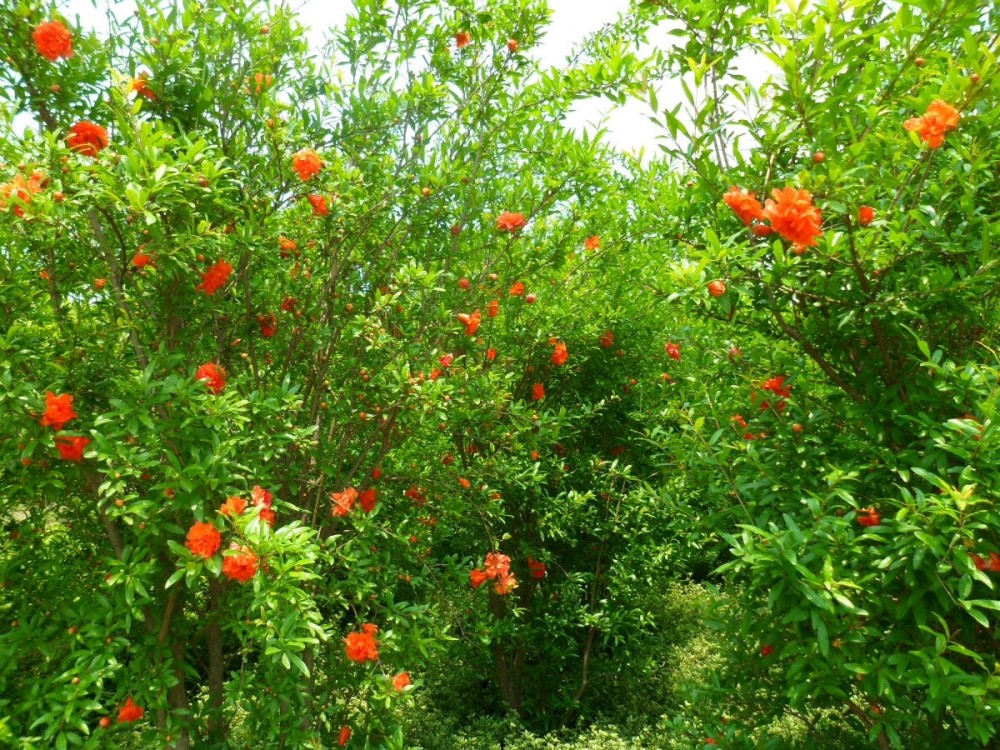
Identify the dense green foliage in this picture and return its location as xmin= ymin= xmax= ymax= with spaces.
xmin=1 ymin=0 xmax=998 ymax=748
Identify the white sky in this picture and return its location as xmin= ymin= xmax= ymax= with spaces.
xmin=61 ymin=0 xmax=667 ymax=157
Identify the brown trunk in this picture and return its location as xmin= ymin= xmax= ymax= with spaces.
xmin=167 ymin=640 xmax=192 ymax=750
xmin=206 ymin=579 xmax=226 ymax=743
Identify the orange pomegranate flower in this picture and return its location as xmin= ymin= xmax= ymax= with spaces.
xmin=483 ymin=552 xmax=511 ymax=579
xmin=393 ymin=671 xmax=411 ymax=691
xmin=494 ymin=571 xmax=518 ymax=595
xmin=40 ymin=391 xmax=77 ymax=430
xmin=551 ymin=341 xmax=568 ymax=366
xmin=66 ymin=122 xmax=108 ymax=158
xmin=585 ymin=235 xmax=600 ymax=251
xmin=532 ymin=383 xmax=545 ymax=401
xmin=457 ymin=310 xmax=481 ymax=335
xmin=338 ymin=726 xmax=352 ymax=747
xmin=486 ymin=347 xmax=497 ymax=361
xmin=509 ymin=281 xmax=525 ymax=296
xmin=117 ymin=697 xmax=144 ymax=723
xmin=762 ymin=188 xmax=823 ymax=248
xmin=130 ymin=73 xmax=156 ymax=101
xmin=496 ymin=211 xmax=526 ymax=232
xmin=527 ymin=556 xmax=547 ymax=579
xmin=359 ymin=487 xmax=377 ymax=513
xmin=292 ymin=148 xmax=323 ymax=181
xmin=599 ymin=330 xmax=614 ymax=348
xmin=33 ymin=20 xmax=74 ymax=62
xmin=331 ymin=487 xmax=357 ymax=516
xmin=195 ymin=259 xmax=233 ymax=295
xmin=488 ymin=299 xmax=499 ymax=318
xmin=219 ymin=495 xmax=247 ymax=516
xmin=55 ymin=435 xmax=90 ymax=461
xmin=723 ymin=186 xmax=764 ymax=227
xmin=131 ymin=251 xmax=153 ymax=268
xmin=469 ymin=568 xmax=488 ymax=589
xmin=904 ymin=100 xmax=960 ymax=149
xmin=344 ymin=629 xmax=379 ymax=663
xmin=222 ymin=544 xmax=258 ymax=582
xmin=455 ymin=31 xmax=472 ymax=49
xmin=185 ymin=522 xmax=221 ymax=559
xmin=307 ymin=194 xmax=329 ymax=216
xmin=195 ymin=362 xmax=227 ymax=394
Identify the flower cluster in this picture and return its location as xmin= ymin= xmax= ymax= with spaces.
xmin=344 ymin=623 xmax=379 ymax=663
xmin=292 ymin=148 xmax=323 ymax=181
xmin=904 ymin=100 xmax=960 ymax=149
xmin=117 ymin=697 xmax=144 ymax=723
xmin=222 ymin=544 xmax=258 ymax=582
xmin=331 ymin=487 xmax=358 ymax=516
xmin=195 ymin=363 xmax=227 ymax=394
xmin=496 ymin=211 xmax=526 ymax=232
xmin=195 ymin=259 xmax=233 ymax=295
xmin=33 ymin=20 xmax=74 ymax=61
xmin=67 ymin=122 xmax=108 ymax=158
xmin=469 ymin=551 xmax=517 ymax=595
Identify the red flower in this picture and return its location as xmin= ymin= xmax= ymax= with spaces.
xmin=131 ymin=251 xmax=152 ymax=268
xmin=339 ymin=725 xmax=351 ymax=747
xmin=258 ymin=313 xmax=277 ymax=338
xmin=331 ymin=487 xmax=357 ymax=516
xmin=405 ymin=486 xmax=426 ymax=506
xmin=585 ymin=236 xmax=600 ymax=251
xmin=487 ymin=348 xmax=497 ymax=361
xmin=723 ymin=186 xmax=764 ymax=226
xmin=760 ymin=644 xmax=774 ymax=658
xmin=292 ymin=148 xmax=323 ymax=181
xmin=55 ymin=435 xmax=90 ymax=461
xmin=220 ymin=495 xmax=247 ymax=516
xmin=665 ymin=342 xmax=681 ymax=361
xmin=551 ymin=341 xmax=568 ymax=366
xmin=599 ymin=330 xmax=614 ymax=349
xmin=708 ymin=280 xmax=726 ymax=298
xmin=496 ymin=211 xmax=526 ymax=232
xmin=532 ymin=383 xmax=545 ymax=401
xmin=251 ymin=485 xmax=273 ymax=509
xmin=494 ymin=571 xmax=517 ymax=595
xmin=195 ymin=363 xmax=227 ymax=394
xmin=458 ymin=477 xmax=471 ymax=489
xmin=131 ymin=73 xmax=156 ymax=101
xmin=307 ymin=194 xmax=329 ymax=216
xmin=469 ymin=568 xmax=488 ymax=589
xmin=439 ymin=353 xmax=453 ymax=368
xmin=344 ymin=629 xmax=379 ymax=663
xmin=222 ymin=544 xmax=258 ymax=582
xmin=40 ymin=391 xmax=77 ymax=430
xmin=185 ymin=522 xmax=221 ymax=559
xmin=359 ymin=487 xmax=377 ymax=513
xmin=484 ymin=552 xmax=511 ymax=579
xmin=858 ymin=205 xmax=875 ymax=227
xmin=66 ymin=122 xmax=108 ymax=158
xmin=705 ymin=738 xmax=717 ymax=745
xmin=761 ymin=376 xmax=791 ymax=398
xmin=117 ymin=697 xmax=144 ymax=724
xmin=195 ymin=259 xmax=233 ymax=295
xmin=509 ymin=281 xmax=525 ymax=296
xmin=455 ymin=31 xmax=471 ymax=49
xmin=732 ymin=414 xmax=748 ymax=429
xmin=393 ymin=671 xmax=411 ymax=691
xmin=281 ymin=297 xmax=297 ymax=312
xmin=527 ymin=557 xmax=547 ymax=579
xmin=763 ymin=188 xmax=823 ymax=248
xmin=988 ymin=552 xmax=1000 ymax=572
xmin=857 ymin=508 xmax=881 ymax=527
xmin=457 ymin=310 xmax=481 ymax=335
xmin=33 ymin=20 xmax=74 ymax=61
xmin=904 ymin=100 xmax=960 ymax=149
xmin=488 ymin=299 xmax=499 ymax=318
